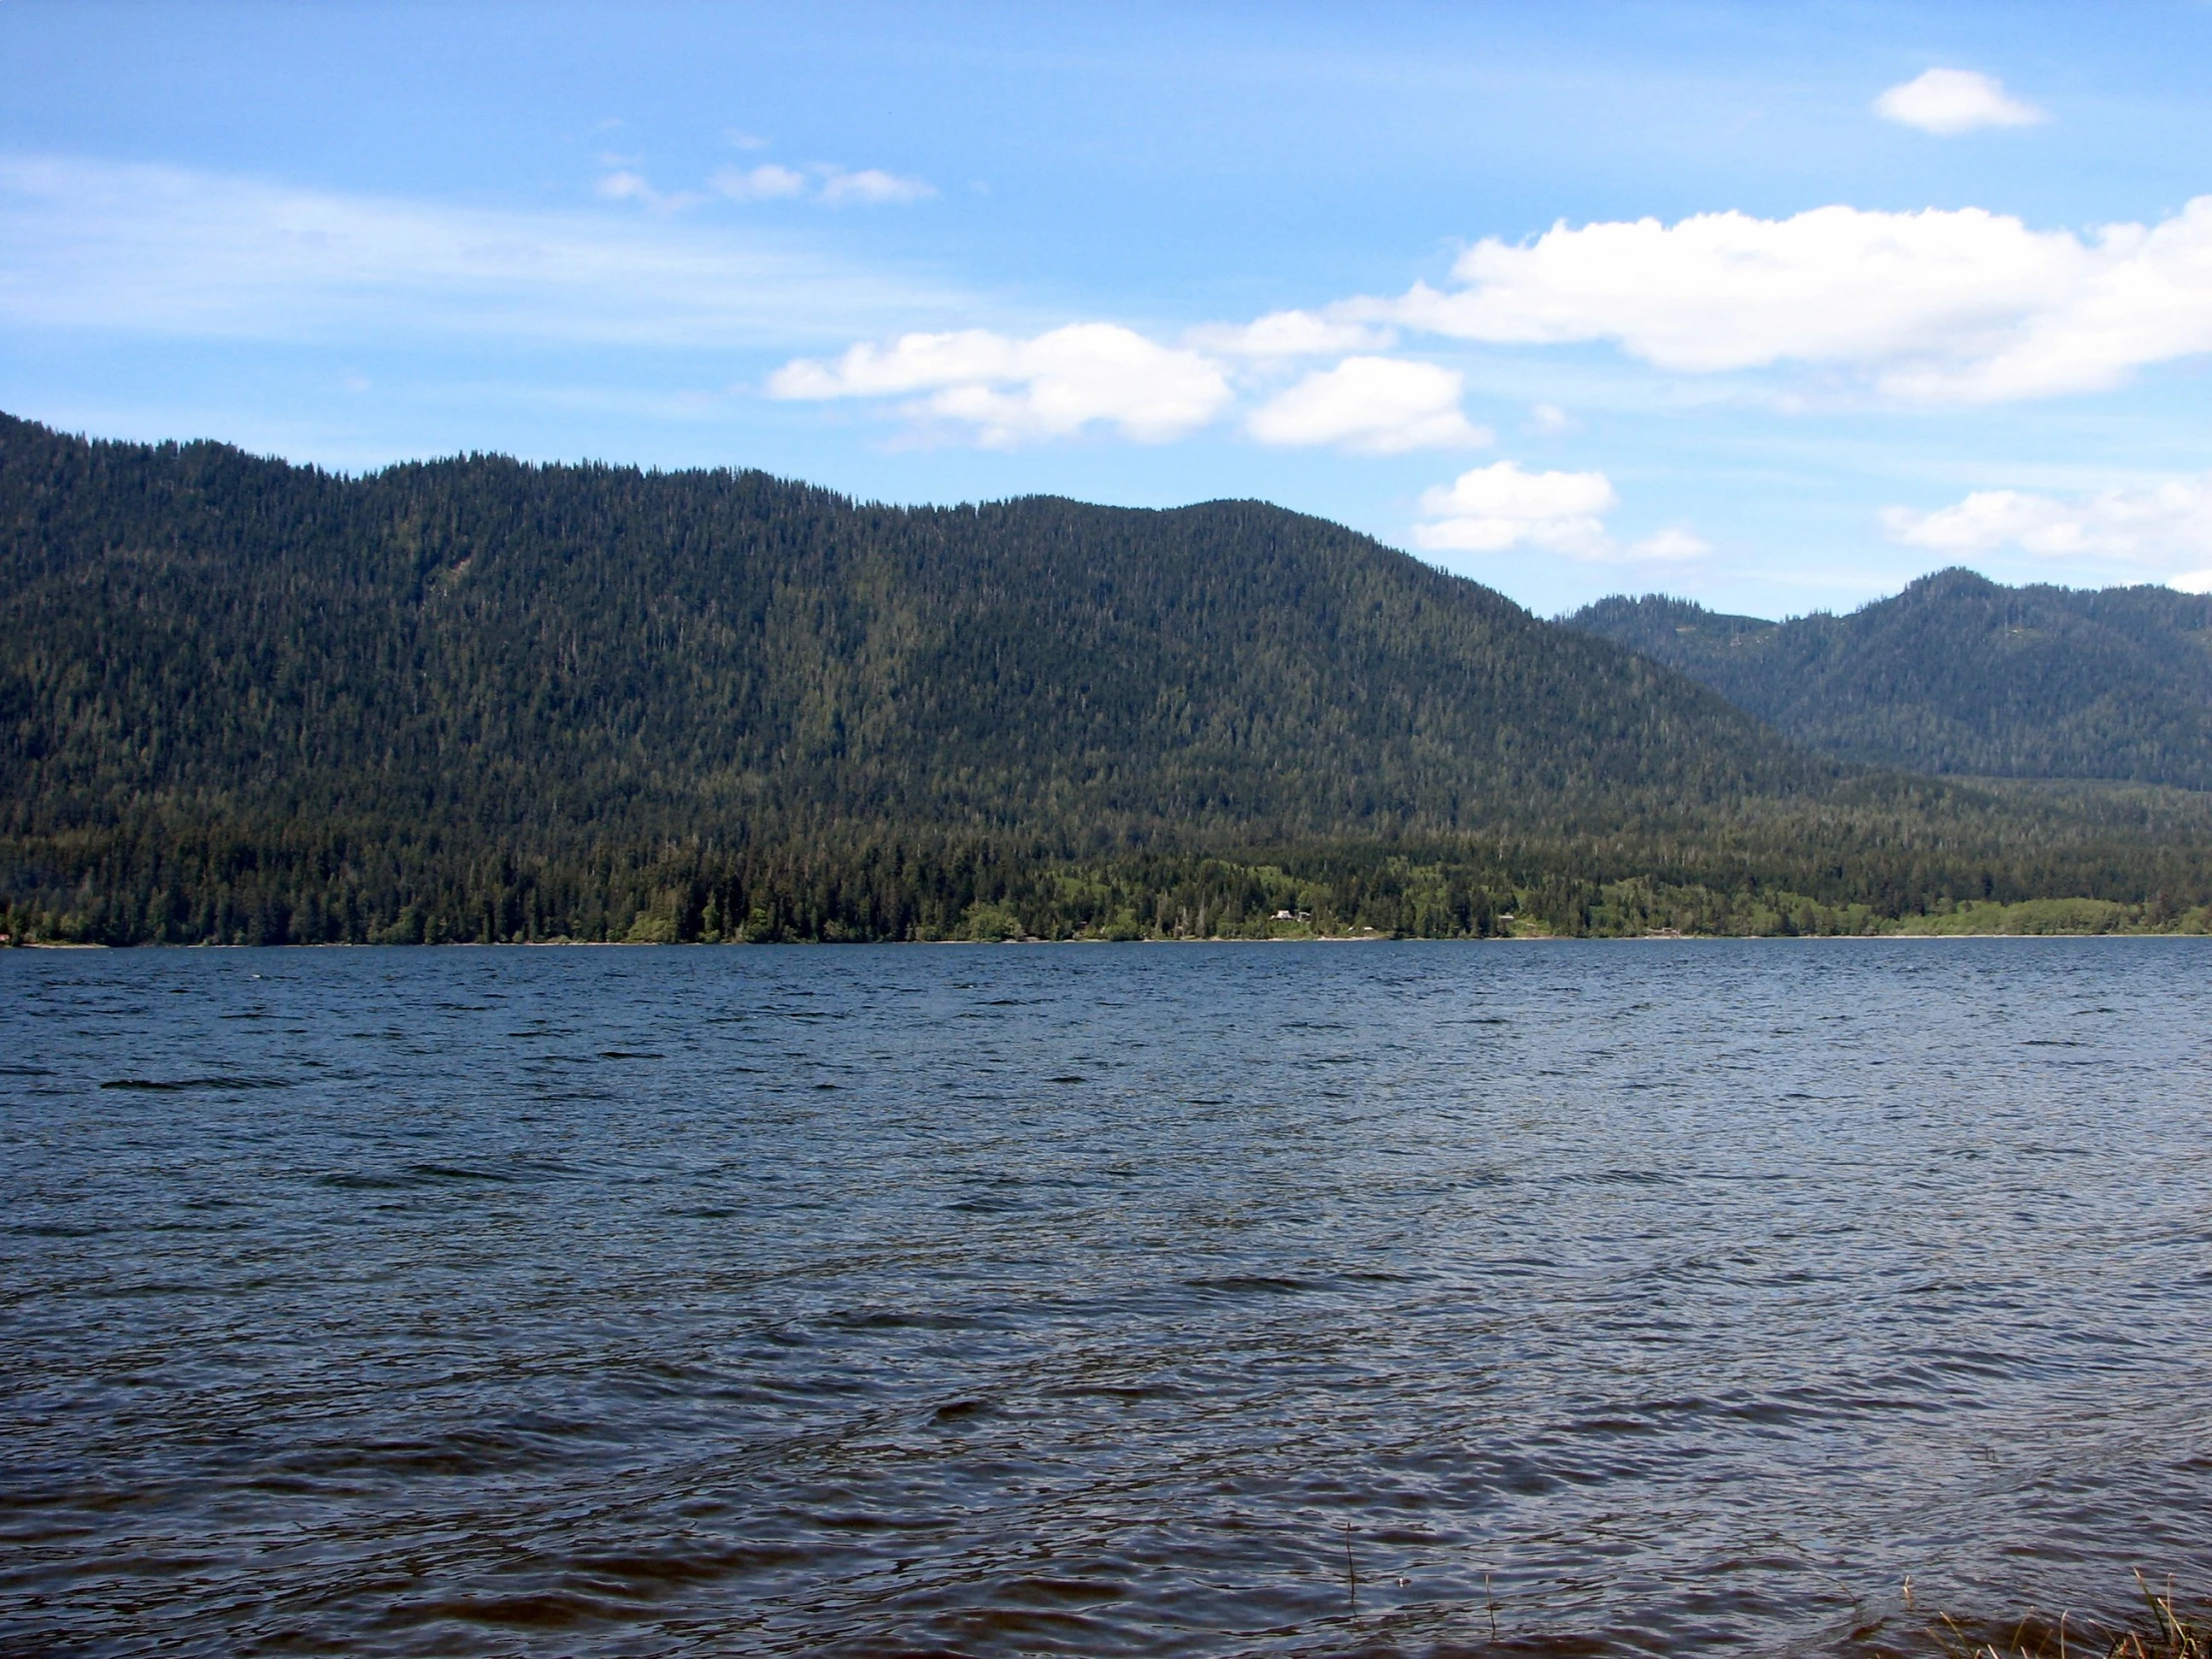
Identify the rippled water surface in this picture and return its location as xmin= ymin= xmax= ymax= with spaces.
xmin=4 ymin=940 xmax=2210 ymax=1657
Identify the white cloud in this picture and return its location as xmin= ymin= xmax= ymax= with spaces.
xmin=1355 ymin=199 xmax=2212 ymax=403
xmin=711 ymin=164 xmax=809 ymax=202
xmin=1411 ymin=461 xmax=1618 ymax=556
xmin=1882 ymin=473 xmax=2212 ymax=584
xmin=0 ymin=153 xmax=955 ymax=347
xmin=605 ymin=161 xmax=927 ymax=209
xmin=769 ymin=323 xmax=1233 ymax=445
xmin=1528 ymin=402 xmax=1575 ymax=434
xmin=595 ymin=169 xmax=655 ymax=202
xmin=1876 ymin=68 xmax=2045 ymax=136
xmin=1411 ymin=463 xmax=1714 ymax=567
xmin=1186 ymin=308 xmax=1392 ymax=357
xmin=817 ymin=167 xmax=934 ymax=206
xmin=594 ymin=169 xmax=705 ymax=212
xmin=1628 ymin=526 xmax=1711 ymax=562
xmin=1246 ymin=356 xmax=1491 ymax=453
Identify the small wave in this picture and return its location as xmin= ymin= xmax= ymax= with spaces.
xmin=408 ymin=1162 xmax=517 ymax=1183
xmin=823 ymin=1310 xmax=976 ymax=1332
xmin=1182 ymin=1274 xmax=1316 ymax=1295
xmin=99 ymin=1075 xmax=292 ymax=1092
xmin=401 ymin=1591 xmax=616 ymax=1631
xmin=1053 ymin=1382 xmax=1178 ymax=1401
xmin=996 ymin=1575 xmax=1128 ymax=1606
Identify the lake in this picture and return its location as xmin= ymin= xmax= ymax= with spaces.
xmin=3 ymin=940 xmax=2208 ymax=1656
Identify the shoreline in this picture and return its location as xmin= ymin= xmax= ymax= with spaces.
xmin=14 ymin=930 xmax=2208 ymax=950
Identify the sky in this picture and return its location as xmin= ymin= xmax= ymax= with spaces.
xmin=8 ymin=2 xmax=2212 ymax=618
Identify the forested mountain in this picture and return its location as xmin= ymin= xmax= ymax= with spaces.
xmin=3 ymin=412 xmax=1813 ymax=840
xmin=5 ymin=411 xmax=2211 ymax=943
xmin=1568 ymin=571 xmax=2212 ymax=787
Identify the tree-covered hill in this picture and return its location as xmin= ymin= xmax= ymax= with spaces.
xmin=1568 ymin=570 xmax=2212 ymax=787
xmin=2 ymin=409 xmax=1818 ymax=850
xmin=6 ymin=411 xmax=2211 ymax=944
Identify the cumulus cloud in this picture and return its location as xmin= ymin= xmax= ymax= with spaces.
xmin=768 ymin=323 xmax=1233 ymax=445
xmin=1883 ymin=473 xmax=2212 ymax=587
xmin=1411 ymin=462 xmax=1619 ymax=556
xmin=1185 ymin=308 xmax=1392 ymax=357
xmin=1246 ymin=356 xmax=1491 ymax=453
xmin=773 ymin=330 xmax=1486 ymax=451
xmin=1876 ymin=68 xmax=2045 ymax=136
xmin=1355 ymin=199 xmax=2212 ymax=403
xmin=1410 ymin=463 xmax=1712 ymax=566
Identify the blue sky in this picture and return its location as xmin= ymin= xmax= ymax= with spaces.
xmin=8 ymin=1 xmax=2212 ymax=617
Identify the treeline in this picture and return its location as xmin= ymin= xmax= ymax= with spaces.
xmin=10 ymin=777 xmax=2212 ymax=946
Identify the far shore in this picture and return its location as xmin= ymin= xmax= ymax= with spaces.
xmin=13 ymin=930 xmax=2208 ymax=950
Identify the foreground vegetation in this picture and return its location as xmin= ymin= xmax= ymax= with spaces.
xmin=1916 ymin=1572 xmax=2208 ymax=1659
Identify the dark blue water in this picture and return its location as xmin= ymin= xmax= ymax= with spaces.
xmin=3 ymin=940 xmax=2209 ymax=1657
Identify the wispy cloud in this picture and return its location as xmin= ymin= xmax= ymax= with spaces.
xmin=818 ymin=167 xmax=934 ymax=206
xmin=1875 ymin=68 xmax=2045 ymax=136
xmin=593 ymin=169 xmax=708 ymax=212
xmin=709 ymin=164 xmax=810 ymax=203
xmin=689 ymin=161 xmax=931 ymax=207
xmin=0 ymin=153 xmax=957 ymax=348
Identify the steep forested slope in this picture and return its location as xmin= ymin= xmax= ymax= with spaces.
xmin=1569 ymin=571 xmax=2212 ymax=786
xmin=2 ymin=410 xmax=1815 ymax=846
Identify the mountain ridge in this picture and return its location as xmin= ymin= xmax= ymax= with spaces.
xmin=1567 ymin=569 xmax=2212 ymax=788
xmin=1 ymin=409 xmax=1825 ymax=849
xmin=5 ymin=411 xmax=2211 ymax=944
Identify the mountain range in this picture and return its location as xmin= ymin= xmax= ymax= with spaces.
xmin=4 ymin=411 xmax=2209 ymax=943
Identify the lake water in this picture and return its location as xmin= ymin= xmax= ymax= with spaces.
xmin=4 ymin=940 xmax=2209 ymax=1657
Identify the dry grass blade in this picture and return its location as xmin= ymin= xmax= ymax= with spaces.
xmin=1917 ymin=1573 xmax=2207 ymax=1659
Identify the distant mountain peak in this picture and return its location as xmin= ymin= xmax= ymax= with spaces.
xmin=1569 ymin=572 xmax=2212 ymax=786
